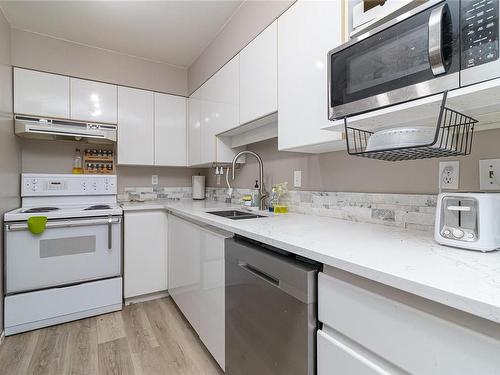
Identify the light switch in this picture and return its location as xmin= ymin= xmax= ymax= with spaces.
xmin=479 ymin=159 xmax=500 ymax=190
xmin=152 ymin=175 xmax=159 ymax=185
xmin=294 ymin=171 xmax=302 ymax=188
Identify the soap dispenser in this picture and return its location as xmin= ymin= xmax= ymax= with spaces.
xmin=252 ymin=180 xmax=261 ymax=208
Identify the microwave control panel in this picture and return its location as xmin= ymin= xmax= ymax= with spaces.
xmin=462 ymin=0 xmax=499 ymax=69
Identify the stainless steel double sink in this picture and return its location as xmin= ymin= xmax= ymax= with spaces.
xmin=207 ymin=210 xmax=266 ymax=220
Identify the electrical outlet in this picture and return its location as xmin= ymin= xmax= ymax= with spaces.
xmin=479 ymin=159 xmax=500 ymax=190
xmin=151 ymin=175 xmax=159 ymax=185
xmin=294 ymin=171 xmax=302 ymax=188
xmin=439 ymin=161 xmax=459 ymax=190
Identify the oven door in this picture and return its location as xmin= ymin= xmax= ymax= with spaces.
xmin=328 ymin=0 xmax=460 ymax=119
xmin=5 ymin=216 xmax=122 ymax=294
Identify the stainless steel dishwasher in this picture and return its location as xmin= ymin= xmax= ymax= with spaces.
xmin=225 ymin=236 xmax=320 ymax=375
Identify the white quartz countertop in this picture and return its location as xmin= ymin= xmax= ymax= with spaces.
xmin=121 ymin=200 xmax=500 ymax=323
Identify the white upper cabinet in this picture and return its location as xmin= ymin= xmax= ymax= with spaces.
xmin=117 ymin=87 xmax=154 ymax=165
xmin=188 ymin=95 xmax=203 ymax=167
xmin=210 ymin=55 xmax=240 ymax=135
xmin=70 ymin=78 xmax=117 ymax=124
xmin=188 ymin=56 xmax=242 ymax=166
xmin=14 ymin=68 xmax=70 ymax=119
xmin=200 ymin=80 xmax=216 ymax=165
xmin=188 ymin=85 xmax=205 ymax=166
xmin=154 ymin=93 xmax=187 ymax=166
xmin=239 ymin=20 xmax=278 ymax=125
xmin=277 ymin=1 xmax=344 ymax=153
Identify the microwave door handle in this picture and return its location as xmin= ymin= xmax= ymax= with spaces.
xmin=428 ymin=3 xmax=447 ymax=76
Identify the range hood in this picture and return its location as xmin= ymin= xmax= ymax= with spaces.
xmin=14 ymin=115 xmax=117 ymax=144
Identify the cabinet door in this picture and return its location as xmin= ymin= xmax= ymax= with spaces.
xmin=14 ymin=68 xmax=70 ymax=119
xmin=124 ymin=211 xmax=167 ymax=298
xmin=210 ymin=55 xmax=239 ymax=135
xmin=319 ymin=271 xmax=500 ymax=373
xmin=199 ymin=228 xmax=228 ymax=370
xmin=200 ymin=89 xmax=216 ymax=165
xmin=239 ymin=20 xmax=278 ymax=125
xmin=167 ymin=215 xmax=201 ymax=332
xmin=212 ymin=55 xmax=243 ymax=164
xmin=154 ymin=93 xmax=187 ymax=166
xmin=277 ymin=1 xmax=344 ymax=152
xmin=70 ymin=78 xmax=117 ymax=123
xmin=117 ymin=87 xmax=154 ymax=165
xmin=188 ymin=95 xmax=203 ymax=166
xmin=318 ymin=330 xmax=391 ymax=375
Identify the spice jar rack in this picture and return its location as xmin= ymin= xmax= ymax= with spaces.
xmin=84 ymin=149 xmax=114 ymax=174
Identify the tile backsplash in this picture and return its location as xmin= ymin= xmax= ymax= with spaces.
xmin=118 ymin=186 xmax=192 ymax=202
xmin=121 ymin=186 xmax=437 ymax=231
xmin=206 ymin=188 xmax=437 ymax=231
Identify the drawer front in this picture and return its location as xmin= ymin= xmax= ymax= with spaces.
xmin=318 ymin=329 xmax=397 ymax=375
xmin=318 ymin=272 xmax=500 ymax=374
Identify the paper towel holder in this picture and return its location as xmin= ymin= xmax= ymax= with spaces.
xmin=192 ymin=174 xmax=206 ymax=200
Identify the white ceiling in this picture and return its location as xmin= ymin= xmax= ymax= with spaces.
xmin=0 ymin=0 xmax=243 ymax=68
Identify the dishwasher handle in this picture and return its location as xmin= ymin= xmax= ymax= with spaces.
xmin=238 ymin=261 xmax=280 ymax=287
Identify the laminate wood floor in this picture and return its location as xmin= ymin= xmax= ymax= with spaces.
xmin=0 ymin=297 xmax=224 ymax=375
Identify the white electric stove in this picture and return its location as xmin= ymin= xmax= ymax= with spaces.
xmin=3 ymin=174 xmax=123 ymax=336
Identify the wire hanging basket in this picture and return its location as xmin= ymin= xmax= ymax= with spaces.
xmin=344 ymin=91 xmax=478 ymax=162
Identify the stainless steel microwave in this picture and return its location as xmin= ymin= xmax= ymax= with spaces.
xmin=328 ymin=0 xmax=499 ymax=119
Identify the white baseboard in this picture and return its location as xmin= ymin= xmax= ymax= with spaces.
xmin=124 ymin=290 xmax=169 ymax=306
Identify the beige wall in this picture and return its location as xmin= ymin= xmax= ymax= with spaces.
xmin=20 ymin=139 xmax=203 ymax=193
xmin=11 ymin=29 xmax=188 ymax=96
xmin=0 ymin=11 xmax=21 ymax=333
xmin=206 ymin=131 xmax=500 ymax=195
xmin=187 ymin=0 xmax=294 ymax=94
xmin=117 ymin=166 xmax=204 ymax=193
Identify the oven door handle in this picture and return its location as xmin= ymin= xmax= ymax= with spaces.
xmin=5 ymin=217 xmax=121 ymax=231
xmin=428 ymin=3 xmax=447 ymax=76
xmin=108 ymin=217 xmax=113 ymax=249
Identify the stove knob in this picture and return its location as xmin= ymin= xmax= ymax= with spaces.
xmin=452 ymin=228 xmax=465 ymax=239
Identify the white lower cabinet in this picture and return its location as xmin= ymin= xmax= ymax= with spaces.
xmin=168 ymin=214 xmax=202 ymax=331
xmin=318 ymin=269 xmax=500 ymax=374
xmin=168 ymin=214 xmax=231 ymax=370
xmin=318 ymin=329 xmax=390 ymax=375
xmin=124 ymin=210 xmax=168 ymax=298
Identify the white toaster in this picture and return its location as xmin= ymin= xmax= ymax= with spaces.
xmin=435 ymin=192 xmax=500 ymax=252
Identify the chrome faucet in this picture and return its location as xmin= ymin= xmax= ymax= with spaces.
xmin=231 ymin=150 xmax=267 ymax=210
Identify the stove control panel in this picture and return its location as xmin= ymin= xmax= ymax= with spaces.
xmin=22 ymin=174 xmax=117 ymax=196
